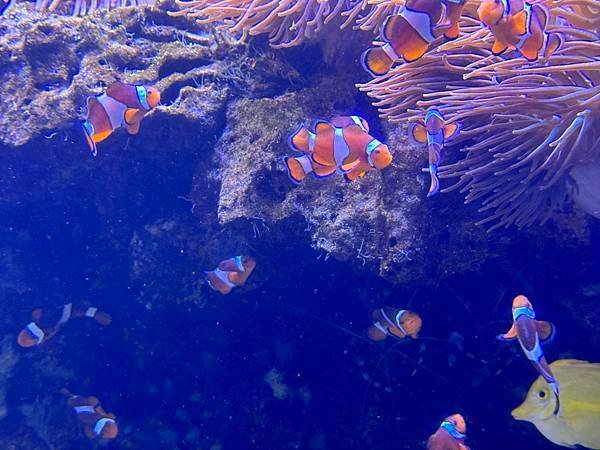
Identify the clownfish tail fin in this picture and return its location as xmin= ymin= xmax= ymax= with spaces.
xmin=288 ymin=125 xmax=312 ymax=153
xmin=427 ymin=171 xmax=441 ymax=197
xmin=81 ymin=120 xmax=98 ymax=157
xmin=361 ymin=46 xmax=394 ymax=77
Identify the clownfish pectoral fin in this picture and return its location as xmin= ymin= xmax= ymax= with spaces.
xmin=544 ymin=33 xmax=563 ymax=59
xmin=443 ymin=122 xmax=461 ymax=142
xmin=408 ymin=122 xmax=428 ymax=146
xmin=344 ymin=170 xmax=367 ymax=182
xmin=497 ymin=323 xmax=518 ymax=341
xmin=361 ymin=46 xmax=394 ymax=77
xmin=512 ymin=10 xmax=528 ymax=35
xmin=536 ymin=320 xmax=556 ymax=345
xmin=491 ymin=39 xmax=509 ymax=56
xmin=288 ymin=125 xmax=312 ymax=153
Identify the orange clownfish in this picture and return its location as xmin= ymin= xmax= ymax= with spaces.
xmin=17 ymin=303 xmax=112 ymax=348
xmin=284 ymin=116 xmax=392 ymax=183
xmin=497 ymin=295 xmax=560 ymax=404
xmin=478 ymin=0 xmax=563 ymax=61
xmin=81 ymin=81 xmax=160 ymax=156
xmin=361 ymin=0 xmax=466 ymax=76
xmin=427 ymin=414 xmax=471 ymax=450
xmin=409 ymin=108 xmax=460 ymax=197
xmin=367 ymin=307 xmax=422 ymax=341
xmin=205 ymin=256 xmax=256 ymax=295
xmin=61 ymin=388 xmax=119 ymax=440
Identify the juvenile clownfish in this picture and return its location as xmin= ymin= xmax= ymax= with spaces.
xmin=367 ymin=307 xmax=422 ymax=341
xmin=497 ymin=295 xmax=560 ymax=406
xmin=81 ymin=81 xmax=160 ymax=157
xmin=284 ymin=115 xmax=392 ymax=183
xmin=61 ymin=388 xmax=119 ymax=441
xmin=205 ymin=256 xmax=256 ymax=295
xmin=427 ymin=414 xmax=471 ymax=450
xmin=409 ymin=108 xmax=460 ymax=197
xmin=478 ymin=0 xmax=563 ymax=61
xmin=17 ymin=303 xmax=112 ymax=348
xmin=361 ymin=0 xmax=466 ymax=76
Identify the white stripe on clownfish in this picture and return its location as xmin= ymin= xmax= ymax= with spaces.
xmin=400 ymin=6 xmax=437 ymax=44
xmin=213 ymin=268 xmax=236 ymax=288
xmin=74 ymin=405 xmax=96 ymax=414
xmin=85 ymin=307 xmax=98 ymax=318
xmin=233 ymin=256 xmax=245 ymax=272
xmin=374 ymin=321 xmax=390 ymax=336
xmin=25 ymin=322 xmax=45 ymax=344
xmin=135 ymin=85 xmax=151 ymax=111
xmin=350 ymin=116 xmax=368 ymax=132
xmin=59 ymin=303 xmax=73 ymax=325
xmin=93 ymin=417 xmax=115 ymax=436
xmin=97 ymin=94 xmax=128 ymax=131
xmin=333 ymin=128 xmax=351 ymax=170
xmin=395 ymin=310 xmax=409 ymax=336
xmin=366 ymin=139 xmax=382 ymax=167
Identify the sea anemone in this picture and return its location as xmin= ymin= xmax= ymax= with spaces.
xmin=359 ymin=1 xmax=600 ymax=231
xmin=167 ymin=0 xmax=401 ymax=47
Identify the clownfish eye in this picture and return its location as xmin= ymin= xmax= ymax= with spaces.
xmin=538 ymin=390 xmax=547 ymax=399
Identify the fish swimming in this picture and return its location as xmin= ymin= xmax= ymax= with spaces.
xmin=17 ymin=303 xmax=112 ymax=348
xmin=409 ymin=108 xmax=460 ymax=197
xmin=82 ymin=81 xmax=160 ymax=156
xmin=361 ymin=0 xmax=466 ymax=76
xmin=427 ymin=413 xmax=471 ymax=450
xmin=512 ymin=359 xmax=600 ymax=449
xmin=367 ymin=307 xmax=422 ymax=341
xmin=205 ymin=255 xmax=256 ymax=295
xmin=478 ymin=0 xmax=563 ymax=61
xmin=61 ymin=388 xmax=119 ymax=440
xmin=497 ymin=295 xmax=559 ymax=401
xmin=284 ymin=115 xmax=392 ymax=183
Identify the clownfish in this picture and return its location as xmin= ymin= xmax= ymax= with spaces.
xmin=284 ymin=115 xmax=392 ymax=183
xmin=478 ymin=0 xmax=563 ymax=61
xmin=409 ymin=108 xmax=460 ymax=197
xmin=82 ymin=81 xmax=160 ymax=156
xmin=427 ymin=414 xmax=471 ymax=450
xmin=361 ymin=0 xmax=466 ymax=76
xmin=367 ymin=307 xmax=422 ymax=341
xmin=1 ymin=0 xmax=11 ymax=14
xmin=205 ymin=255 xmax=256 ymax=295
xmin=61 ymin=388 xmax=119 ymax=440
xmin=497 ymin=295 xmax=560 ymax=405
xmin=17 ymin=303 xmax=112 ymax=348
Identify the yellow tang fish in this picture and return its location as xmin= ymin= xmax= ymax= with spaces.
xmin=512 ymin=359 xmax=600 ymax=449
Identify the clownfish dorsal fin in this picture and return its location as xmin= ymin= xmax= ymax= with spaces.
xmin=443 ymin=122 xmax=460 ymax=141
xmin=409 ymin=122 xmax=428 ymax=145
xmin=497 ymin=323 xmax=518 ymax=341
xmin=105 ymin=81 xmax=127 ymax=98
xmin=312 ymin=120 xmax=334 ymax=134
xmin=512 ymin=10 xmax=528 ymax=36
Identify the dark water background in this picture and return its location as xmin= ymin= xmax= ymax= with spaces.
xmin=0 ymin=45 xmax=599 ymax=450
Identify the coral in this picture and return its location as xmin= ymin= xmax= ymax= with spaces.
xmin=359 ymin=2 xmax=600 ymax=230
xmin=33 ymin=0 xmax=154 ymax=16
xmin=0 ymin=2 xmax=295 ymax=147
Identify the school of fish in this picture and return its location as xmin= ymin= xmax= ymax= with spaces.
xmin=4 ymin=0 xmax=599 ymax=447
